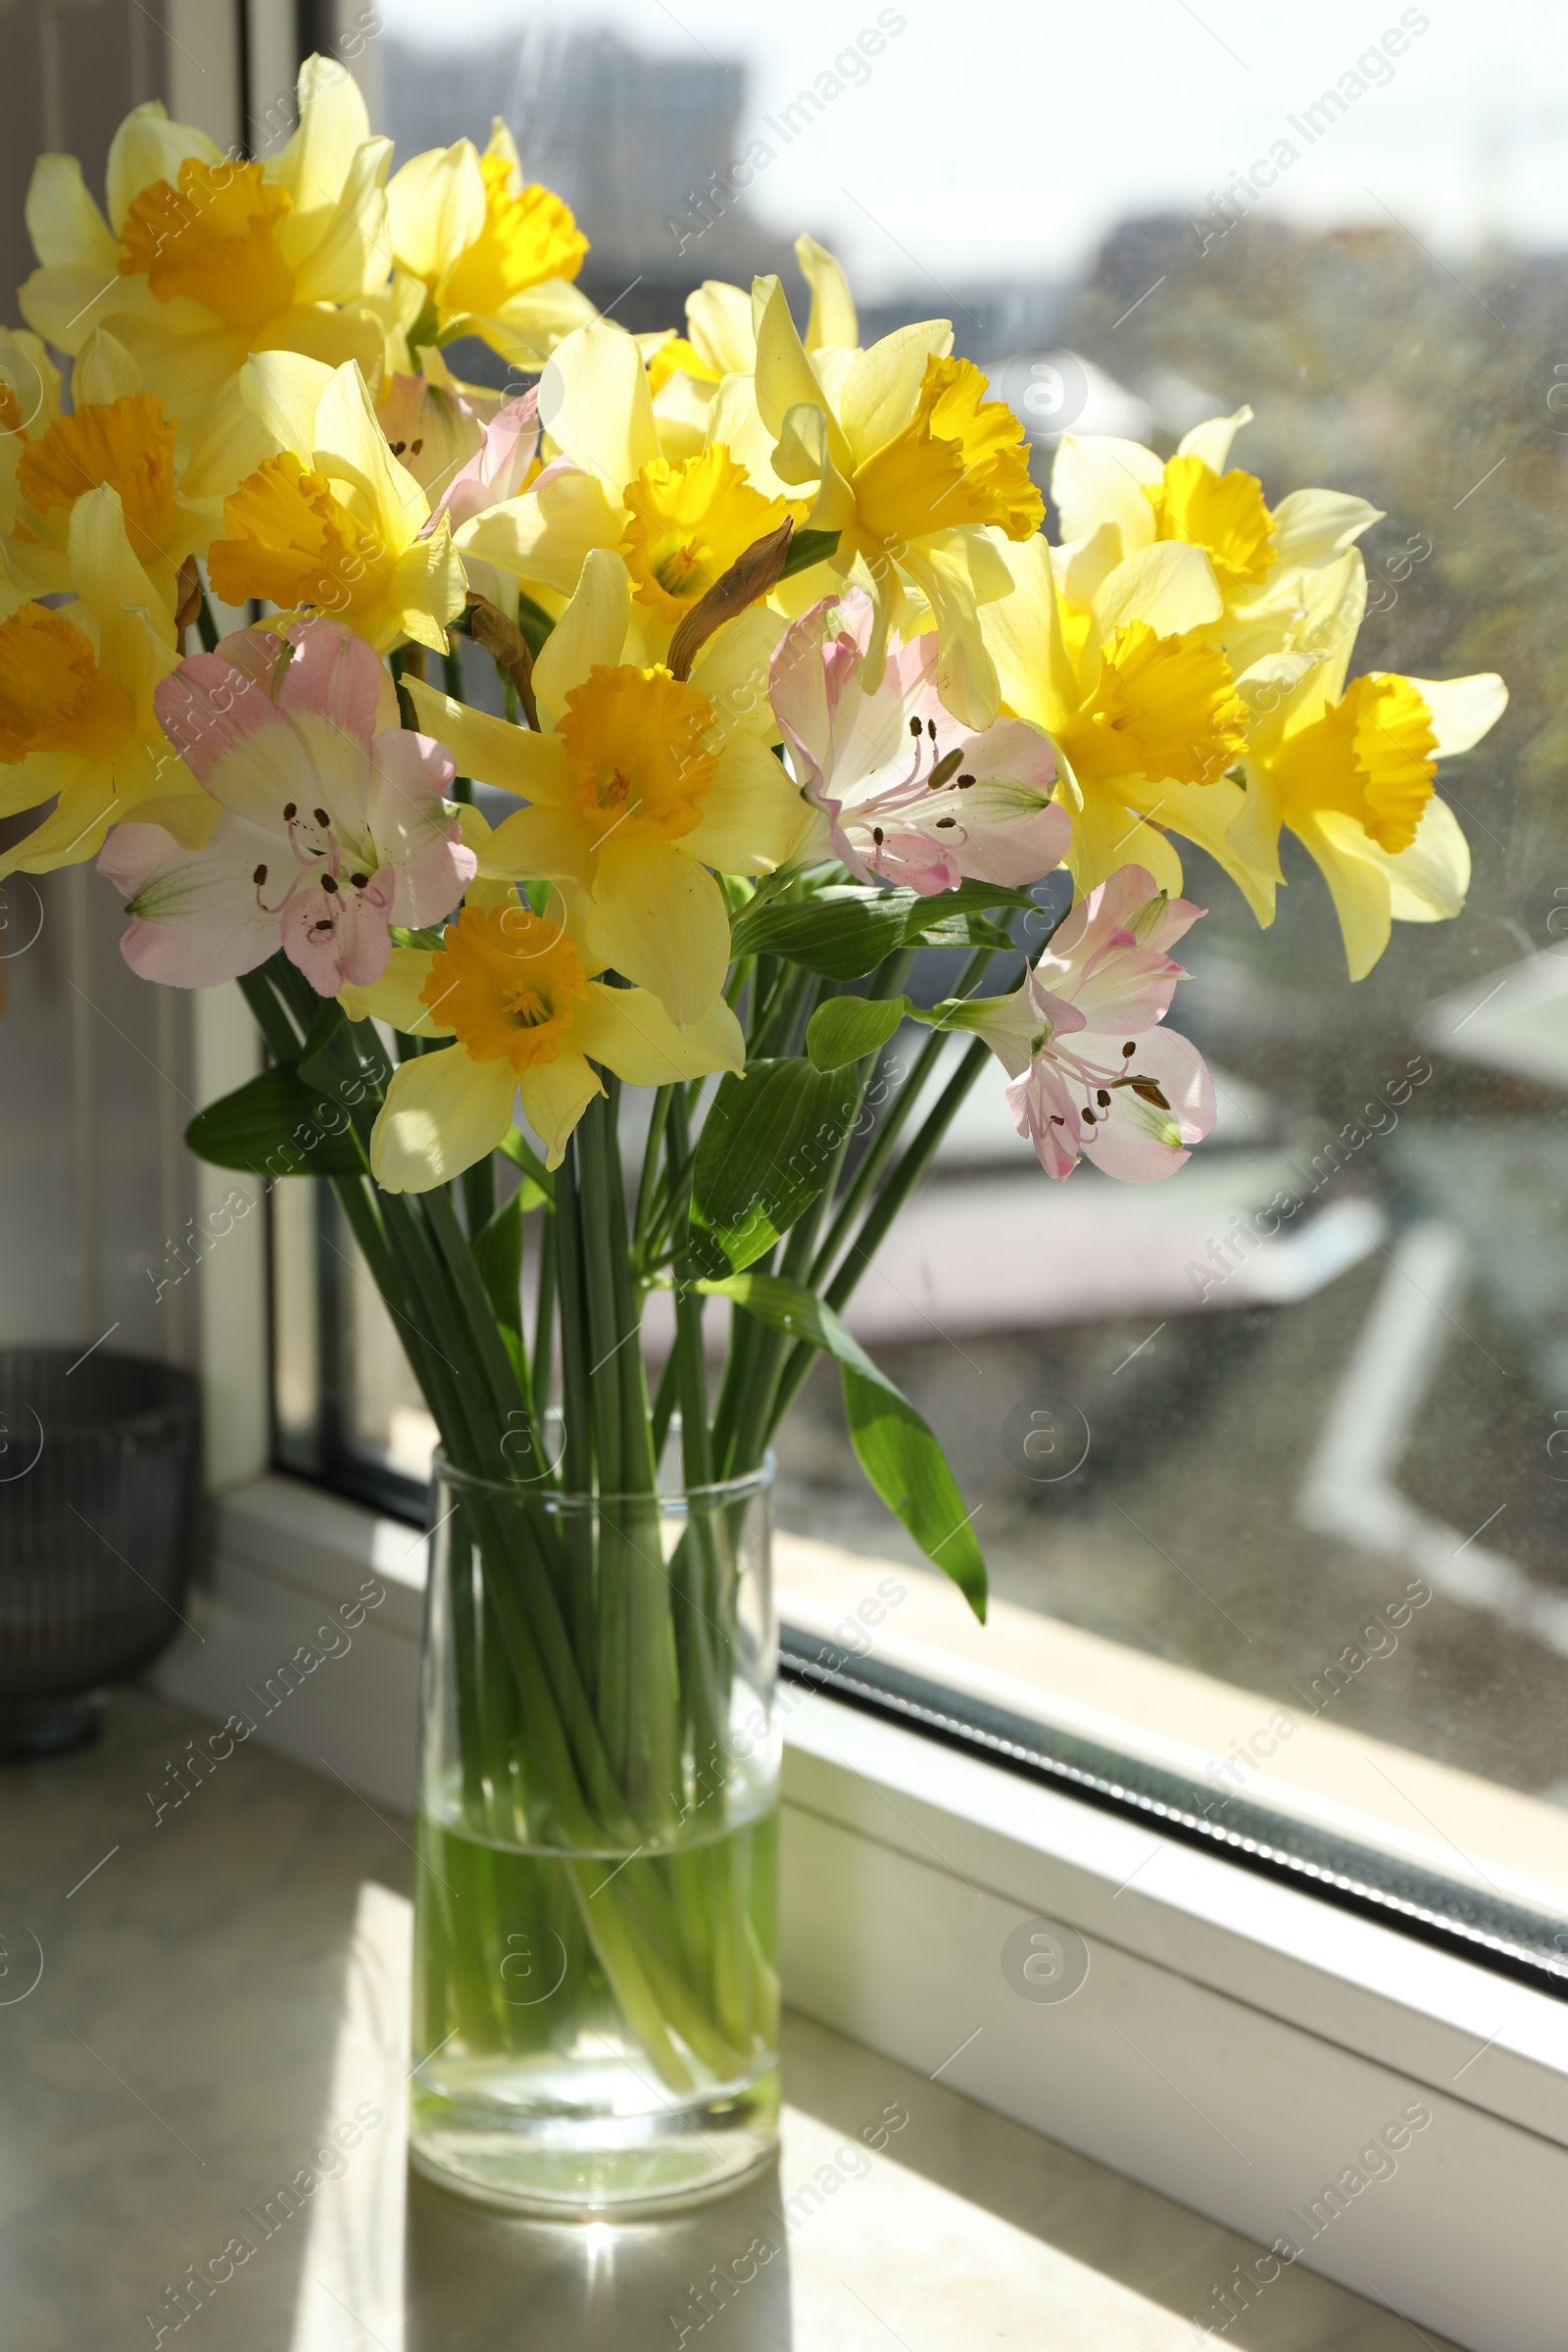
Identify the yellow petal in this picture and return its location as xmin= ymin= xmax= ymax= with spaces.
xmin=572 ymin=980 xmax=745 ymax=1085
xmin=702 ymin=373 xmax=801 ymax=505
xmin=370 ymin=1045 xmax=516 ymax=1193
xmin=1268 ymin=486 xmax=1383 ymax=569
xmin=179 ymin=352 xmax=326 ymax=502
xmin=531 ymin=545 xmax=630 ymax=720
xmin=1089 ymin=540 xmax=1223 ymax=647
xmin=687 ymin=279 xmax=756 ymax=375
xmin=340 ymin=946 xmax=454 ymax=1035
xmin=457 ymin=467 xmax=622 ymax=599
xmin=752 ymin=275 xmax=854 ymax=477
xmin=0 ymin=771 xmax=117 ymax=876
xmin=286 ymin=136 xmax=393 ymax=306
xmin=390 ymin=517 xmax=466 ymax=652
xmin=387 ymin=141 xmax=486 ymax=293
xmin=69 ymin=486 xmax=175 ymax=696
xmin=106 ymin=103 xmax=221 ymax=235
xmin=1051 ymin=433 xmax=1161 ymax=556
xmin=1295 ymin=809 xmax=1395 ymax=979
xmin=545 ymin=319 xmax=659 ymax=495
xmin=478 ymin=803 xmax=594 ymax=888
xmin=246 ymin=347 xmax=340 ymax=438
xmin=686 ymin=606 xmax=786 ymax=743
xmin=1063 ymin=773 xmax=1186 ymax=901
xmin=978 ymin=529 xmax=1078 ymax=734
xmin=900 ymin=536 xmax=1001 ymax=731
xmin=680 ymin=737 xmax=805 ymax=874
xmin=1175 ymin=406 xmax=1253 ymax=473
xmin=475 ymin=280 xmax=599 ymax=368
xmin=25 ymin=153 xmax=119 ymax=272
xmin=1136 ymin=775 xmax=1273 ymax=924
xmin=796 ymin=234 xmax=858 ymax=354
xmin=1351 ymin=791 xmax=1470 ymax=925
xmin=313 ymin=359 xmax=424 ymax=535
xmin=838 ymin=320 xmax=953 ymax=469
xmin=71 ymin=327 xmax=141 ymax=408
xmin=271 ymin=53 xmax=373 ymax=231
xmin=516 ymin=1049 xmax=603 ymax=1169
xmin=252 ymin=302 xmax=386 ymax=387
xmin=405 ymin=677 xmax=578 ymax=807
xmin=1402 ymin=673 xmax=1508 ymax=759
xmin=585 ymin=836 xmax=730 ymax=1025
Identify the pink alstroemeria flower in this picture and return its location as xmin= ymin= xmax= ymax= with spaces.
xmin=956 ymin=864 xmax=1215 ymax=1181
xmin=100 ymin=618 xmax=474 ymax=995
xmin=770 ymin=588 xmax=1067 ymax=895
xmin=424 ymin=387 xmax=540 ymax=534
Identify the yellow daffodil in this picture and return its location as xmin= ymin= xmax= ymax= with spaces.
xmin=185 ymin=353 xmax=465 ymax=654
xmin=1051 ymin=409 xmax=1383 ymax=673
xmin=387 ymin=121 xmax=595 ymax=370
xmin=342 ymin=881 xmax=744 ymax=1187
xmin=745 ymin=277 xmax=1043 ymax=728
xmin=19 ymin=59 xmax=391 ymax=429
xmin=0 ymin=327 xmax=218 ymax=612
xmin=455 ymin=319 xmax=797 ymax=661
xmin=0 ymin=485 xmax=203 ymax=876
xmin=981 ymin=529 xmax=1254 ymax=902
xmin=405 ymin=546 xmax=806 ymax=1026
xmin=1228 ymin=551 xmax=1506 ymax=977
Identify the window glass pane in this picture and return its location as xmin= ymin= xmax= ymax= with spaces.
xmin=284 ymin=0 xmax=1568 ymax=1956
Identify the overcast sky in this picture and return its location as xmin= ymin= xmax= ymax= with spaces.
xmin=379 ymin=1 xmax=1568 ymax=293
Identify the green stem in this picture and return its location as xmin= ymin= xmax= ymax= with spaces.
xmin=809 ymin=944 xmax=995 ymax=1289
xmin=767 ymin=1036 xmax=994 ymax=1440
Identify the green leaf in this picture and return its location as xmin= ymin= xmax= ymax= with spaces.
xmin=497 ymin=1127 xmax=554 ymax=1205
xmin=732 ymin=877 xmax=1042 ymax=978
xmin=731 ymin=888 xmax=912 ymax=978
xmin=912 ymin=913 xmax=1017 ymax=952
xmin=806 ymin=993 xmax=910 ymax=1072
xmin=471 ymin=1188 xmax=525 ymax=1342
xmin=703 ymin=1271 xmax=987 ymax=1617
xmin=778 ymin=527 xmax=841 ymax=580
xmin=184 ymin=1065 xmax=367 ymax=1178
xmin=689 ymin=1057 xmax=859 ymax=1275
xmin=900 ymin=877 xmax=1042 ymax=944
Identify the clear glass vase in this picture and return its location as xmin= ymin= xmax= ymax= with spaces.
xmin=409 ymin=1449 xmax=780 ymax=2217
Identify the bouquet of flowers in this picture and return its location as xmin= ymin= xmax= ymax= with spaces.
xmin=1 ymin=57 xmax=1504 ymax=2212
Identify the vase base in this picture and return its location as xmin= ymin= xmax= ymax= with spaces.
xmin=0 ymin=1691 xmax=104 ymax=1758
xmin=410 ymin=2062 xmax=780 ymax=2220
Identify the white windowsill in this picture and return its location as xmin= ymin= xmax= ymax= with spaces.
xmin=152 ymin=1472 xmax=1568 ymax=2352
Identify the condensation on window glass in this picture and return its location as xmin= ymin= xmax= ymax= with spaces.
xmin=301 ymin=0 xmax=1568 ymax=1827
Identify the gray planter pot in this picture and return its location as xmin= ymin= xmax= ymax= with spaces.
xmin=0 ymin=1349 xmax=200 ymax=1755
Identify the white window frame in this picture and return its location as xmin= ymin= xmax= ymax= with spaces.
xmin=159 ymin=1066 xmax=1568 ymax=2352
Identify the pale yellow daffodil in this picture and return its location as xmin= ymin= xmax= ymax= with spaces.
xmin=0 ymin=328 xmax=219 ymax=612
xmin=387 ymin=121 xmax=595 ymax=370
xmin=1228 ymin=550 xmax=1506 ymax=978
xmin=455 ymin=318 xmax=798 ymax=662
xmin=343 ymin=880 xmax=744 ymax=1188
xmin=0 ymin=485 xmax=204 ymax=876
xmin=405 ymin=546 xmax=807 ymax=1026
xmin=744 ymin=274 xmax=1043 ymax=728
xmin=980 ymin=529 xmax=1254 ymax=904
xmin=184 ymin=352 xmax=465 ymax=655
xmin=1051 ymin=408 xmax=1383 ymax=675
xmin=19 ymin=59 xmax=391 ymax=430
